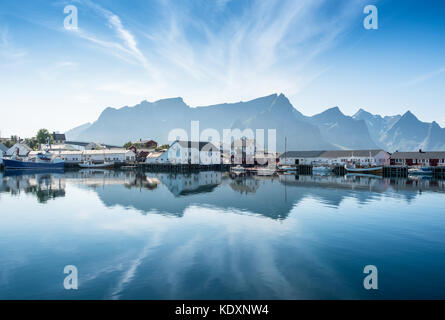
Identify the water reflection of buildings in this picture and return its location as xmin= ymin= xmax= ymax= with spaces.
xmin=0 ymin=171 xmax=66 ymax=203
xmin=156 ymin=171 xmax=222 ymax=196
xmin=280 ymin=174 xmax=445 ymax=194
xmin=229 ymin=176 xmax=259 ymax=194
xmin=1 ymin=170 xmax=444 ymax=218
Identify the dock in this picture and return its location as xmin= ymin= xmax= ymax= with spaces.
xmin=297 ymin=165 xmax=313 ymax=175
xmin=332 ymin=165 xmax=346 ymax=175
xmin=383 ymin=166 xmax=408 ymax=178
xmin=432 ymin=166 xmax=445 ymax=178
xmin=144 ymin=163 xmax=231 ymax=172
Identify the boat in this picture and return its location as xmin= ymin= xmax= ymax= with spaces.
xmin=344 ymin=164 xmax=383 ymax=174
xmin=231 ymin=165 xmax=246 ymax=173
xmin=277 ymin=165 xmax=297 ymax=173
xmin=4 ymin=152 xmax=65 ymax=170
xmin=79 ymin=161 xmax=114 ymax=169
xmin=408 ymin=167 xmax=432 ymax=176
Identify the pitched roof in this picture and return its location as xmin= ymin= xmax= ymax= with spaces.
xmin=279 ymin=151 xmax=325 ymax=158
xmin=279 ymin=150 xmax=387 ymax=159
xmin=136 ymin=139 xmax=157 ymax=144
xmin=65 ymin=141 xmax=120 ymax=149
xmin=11 ymin=143 xmax=32 ymax=151
xmin=391 ymin=151 xmax=445 ymax=159
xmin=0 ymin=142 xmax=8 ymax=153
xmin=52 ymin=132 xmax=66 ymax=140
xmin=83 ymin=149 xmax=134 ymax=155
xmin=176 ymin=141 xmax=218 ymax=151
xmin=321 ymin=150 xmax=386 ymax=158
xmin=147 ymin=151 xmax=165 ymax=158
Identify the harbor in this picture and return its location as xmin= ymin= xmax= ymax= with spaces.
xmin=1 ymin=133 xmax=445 ymax=180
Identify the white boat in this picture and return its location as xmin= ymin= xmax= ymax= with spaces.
xmin=312 ymin=165 xmax=331 ymax=173
xmin=278 ymin=165 xmax=297 ymax=172
xmin=408 ymin=167 xmax=432 ymax=176
xmin=231 ymin=165 xmax=246 ymax=173
xmin=79 ymin=161 xmax=114 ymax=169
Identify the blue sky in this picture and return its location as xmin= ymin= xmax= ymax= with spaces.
xmin=1 ymin=0 xmax=445 ymax=137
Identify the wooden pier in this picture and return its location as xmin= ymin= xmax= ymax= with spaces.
xmin=332 ymin=165 xmax=346 ymax=175
xmin=144 ymin=163 xmax=231 ymax=172
xmin=383 ymin=166 xmax=408 ymax=178
xmin=432 ymin=166 xmax=445 ymax=178
xmin=297 ymin=165 xmax=312 ymax=175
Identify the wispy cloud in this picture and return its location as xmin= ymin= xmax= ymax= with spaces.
xmin=134 ymin=0 xmax=366 ymax=105
xmin=65 ymin=0 xmax=365 ymax=105
xmin=0 ymin=27 xmax=27 ymax=65
xmin=401 ymin=67 xmax=445 ymax=87
xmin=68 ymin=0 xmax=161 ymax=81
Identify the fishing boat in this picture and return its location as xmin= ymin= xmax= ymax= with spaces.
xmin=344 ymin=164 xmax=383 ymax=174
xmin=4 ymin=152 xmax=65 ymax=170
xmin=344 ymin=151 xmax=383 ymax=175
xmin=78 ymin=161 xmax=114 ymax=169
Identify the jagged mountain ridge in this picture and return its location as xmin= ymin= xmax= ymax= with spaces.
xmin=66 ymin=94 xmax=445 ymax=152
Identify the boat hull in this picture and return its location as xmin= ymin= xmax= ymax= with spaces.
xmin=4 ymin=159 xmax=65 ymax=170
xmin=408 ymin=169 xmax=432 ymax=176
xmin=78 ymin=162 xmax=114 ymax=169
xmin=345 ymin=166 xmax=383 ymax=174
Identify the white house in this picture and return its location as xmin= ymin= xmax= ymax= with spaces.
xmin=58 ymin=151 xmax=84 ymax=164
xmin=279 ymin=150 xmax=390 ymax=166
xmin=57 ymin=149 xmax=136 ymax=164
xmin=6 ymin=143 xmax=32 ymax=157
xmin=83 ymin=149 xmax=136 ymax=163
xmin=147 ymin=141 xmax=220 ymax=165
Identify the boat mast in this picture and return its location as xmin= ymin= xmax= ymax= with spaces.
xmin=285 ymin=136 xmax=287 ymax=165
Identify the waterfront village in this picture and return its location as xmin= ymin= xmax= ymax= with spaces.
xmin=1 ymin=130 xmax=445 ymax=178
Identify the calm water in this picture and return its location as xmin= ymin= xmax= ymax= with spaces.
xmin=1 ymin=169 xmax=445 ymax=299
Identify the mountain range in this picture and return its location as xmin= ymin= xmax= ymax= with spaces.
xmin=66 ymin=93 xmax=445 ymax=152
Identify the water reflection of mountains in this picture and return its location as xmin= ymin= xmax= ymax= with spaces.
xmin=1 ymin=170 xmax=444 ymax=219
